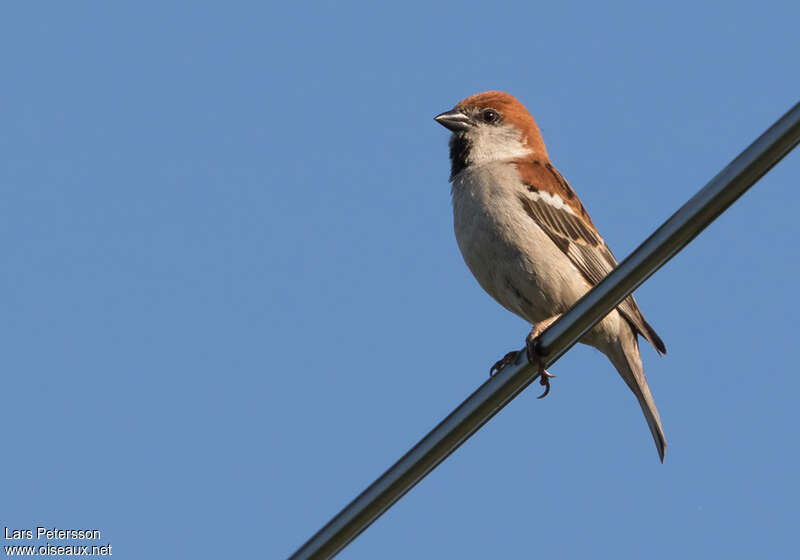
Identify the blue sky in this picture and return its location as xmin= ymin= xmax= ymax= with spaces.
xmin=2 ymin=2 xmax=799 ymax=558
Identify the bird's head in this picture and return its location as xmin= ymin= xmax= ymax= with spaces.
xmin=435 ymin=91 xmax=548 ymax=179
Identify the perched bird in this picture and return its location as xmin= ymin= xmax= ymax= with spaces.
xmin=434 ymin=91 xmax=667 ymax=462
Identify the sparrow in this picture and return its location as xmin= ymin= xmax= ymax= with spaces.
xmin=434 ymin=91 xmax=667 ymax=462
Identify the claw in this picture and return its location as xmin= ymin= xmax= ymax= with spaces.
xmin=536 ymin=369 xmax=556 ymax=399
xmin=489 ymin=350 xmax=519 ymax=377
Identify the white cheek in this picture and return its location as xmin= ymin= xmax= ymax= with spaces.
xmin=467 ymin=125 xmax=532 ymax=165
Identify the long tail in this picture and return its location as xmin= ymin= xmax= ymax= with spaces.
xmin=605 ymin=326 xmax=667 ymax=462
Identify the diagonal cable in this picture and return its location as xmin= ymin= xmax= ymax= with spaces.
xmin=288 ymin=101 xmax=800 ymax=560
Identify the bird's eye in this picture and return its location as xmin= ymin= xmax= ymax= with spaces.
xmin=482 ymin=109 xmax=500 ymax=124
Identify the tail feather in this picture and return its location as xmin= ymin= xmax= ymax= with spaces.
xmin=605 ymin=328 xmax=667 ymax=462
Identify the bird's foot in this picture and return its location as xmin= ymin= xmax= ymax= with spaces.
xmin=489 ymin=350 xmax=520 ymax=377
xmin=526 ymin=318 xmax=559 ymax=398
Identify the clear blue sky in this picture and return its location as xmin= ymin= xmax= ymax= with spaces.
xmin=3 ymin=2 xmax=799 ymax=558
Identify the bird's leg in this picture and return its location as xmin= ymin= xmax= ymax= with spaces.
xmin=526 ymin=315 xmax=560 ymax=398
xmin=488 ymin=314 xmax=561 ymax=392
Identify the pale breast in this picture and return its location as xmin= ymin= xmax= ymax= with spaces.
xmin=451 ymin=162 xmax=593 ymax=325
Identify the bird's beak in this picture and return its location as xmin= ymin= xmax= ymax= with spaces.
xmin=434 ymin=109 xmax=472 ymax=132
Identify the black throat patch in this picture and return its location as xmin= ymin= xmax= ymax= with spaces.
xmin=448 ymin=133 xmax=471 ymax=179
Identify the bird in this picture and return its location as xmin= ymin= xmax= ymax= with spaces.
xmin=434 ymin=91 xmax=668 ymax=462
